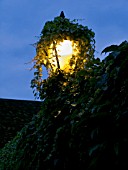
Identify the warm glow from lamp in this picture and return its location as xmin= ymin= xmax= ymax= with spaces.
xmin=56 ymin=40 xmax=72 ymax=56
xmin=49 ymin=40 xmax=77 ymax=72
xmin=56 ymin=40 xmax=72 ymax=70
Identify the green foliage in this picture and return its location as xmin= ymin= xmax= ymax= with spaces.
xmin=1 ymin=41 xmax=128 ymax=169
xmin=31 ymin=14 xmax=95 ymax=99
xmin=1 ymin=10 xmax=128 ymax=169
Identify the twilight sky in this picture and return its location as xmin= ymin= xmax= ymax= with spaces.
xmin=0 ymin=0 xmax=128 ymax=100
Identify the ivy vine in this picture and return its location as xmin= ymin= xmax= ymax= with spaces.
xmin=31 ymin=13 xmax=95 ymax=99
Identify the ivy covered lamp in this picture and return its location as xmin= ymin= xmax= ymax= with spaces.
xmin=31 ymin=11 xmax=95 ymax=98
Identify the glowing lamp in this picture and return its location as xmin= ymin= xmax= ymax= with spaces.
xmin=49 ymin=40 xmax=77 ymax=72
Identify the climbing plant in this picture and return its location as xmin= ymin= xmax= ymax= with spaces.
xmin=0 ymin=8 xmax=128 ymax=168
xmin=1 ymin=41 xmax=128 ymax=170
xmin=31 ymin=12 xmax=95 ymax=99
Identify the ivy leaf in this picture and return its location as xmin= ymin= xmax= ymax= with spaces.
xmin=101 ymin=45 xmax=118 ymax=54
xmin=89 ymin=144 xmax=104 ymax=156
xmin=89 ymin=144 xmax=100 ymax=156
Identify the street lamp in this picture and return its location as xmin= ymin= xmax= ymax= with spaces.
xmin=33 ymin=12 xmax=95 ymax=77
xmin=31 ymin=12 xmax=95 ymax=98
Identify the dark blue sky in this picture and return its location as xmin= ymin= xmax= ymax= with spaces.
xmin=0 ymin=0 xmax=128 ymax=100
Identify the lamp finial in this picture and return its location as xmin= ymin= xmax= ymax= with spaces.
xmin=60 ymin=11 xmax=65 ymax=19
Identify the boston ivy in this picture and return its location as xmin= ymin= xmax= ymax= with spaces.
xmin=31 ymin=13 xmax=95 ymax=99
xmin=0 ymin=13 xmax=128 ymax=170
